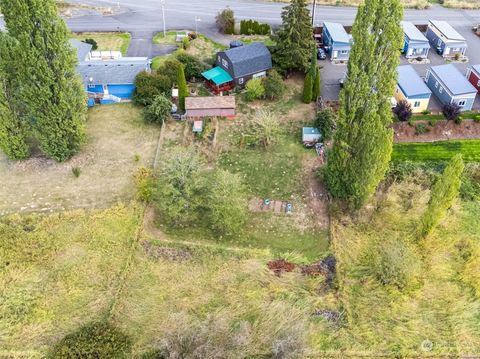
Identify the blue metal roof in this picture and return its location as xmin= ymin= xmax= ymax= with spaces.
xmin=401 ymin=21 xmax=428 ymax=43
xmin=303 ymin=127 xmax=321 ymax=135
xmin=324 ymin=22 xmax=350 ymax=44
xmin=397 ymin=65 xmax=431 ymax=98
xmin=431 ymin=64 xmax=476 ymax=95
xmin=429 ymin=20 xmax=465 ymax=41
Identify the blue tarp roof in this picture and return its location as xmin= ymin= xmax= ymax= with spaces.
xmin=431 ymin=64 xmax=476 ymax=95
xmin=401 ymin=21 xmax=428 ymax=43
xmin=397 ymin=65 xmax=431 ymax=97
xmin=202 ymin=66 xmax=233 ymax=85
xmin=429 ymin=20 xmax=465 ymax=41
xmin=324 ymin=22 xmax=350 ymax=44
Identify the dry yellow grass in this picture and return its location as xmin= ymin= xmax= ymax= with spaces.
xmin=0 ymin=104 xmax=160 ymax=216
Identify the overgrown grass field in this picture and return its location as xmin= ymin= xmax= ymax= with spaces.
xmin=393 ymin=140 xmax=480 ymax=161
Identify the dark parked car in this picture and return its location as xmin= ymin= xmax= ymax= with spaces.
xmin=317 ymin=48 xmax=327 ymax=60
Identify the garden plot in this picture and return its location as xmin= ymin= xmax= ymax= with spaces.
xmin=0 ymin=104 xmax=160 ymax=216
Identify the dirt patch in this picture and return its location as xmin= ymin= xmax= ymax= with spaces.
xmin=267 ymin=259 xmax=296 ymax=276
xmin=301 ymin=255 xmax=336 ymax=280
xmin=393 ymin=119 xmax=480 ymax=143
xmin=141 ymin=240 xmax=192 ymax=261
xmin=303 ymin=156 xmax=330 ymax=229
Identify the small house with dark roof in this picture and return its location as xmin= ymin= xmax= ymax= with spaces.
xmin=425 ymin=20 xmax=467 ymax=58
xmin=401 ymin=21 xmax=430 ymax=59
xmin=70 ymin=39 xmax=151 ymax=103
xmin=395 ymin=65 xmax=432 ymax=113
xmin=322 ymin=22 xmax=352 ymax=61
xmin=466 ymin=65 xmax=480 ymax=93
xmin=203 ymin=42 xmax=272 ymax=94
xmin=425 ymin=64 xmax=477 ymax=111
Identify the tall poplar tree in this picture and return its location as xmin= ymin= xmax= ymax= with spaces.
xmin=0 ymin=32 xmax=30 ymax=160
xmin=1 ymin=0 xmax=86 ymax=162
xmin=325 ymin=0 xmax=403 ymax=208
xmin=272 ymin=0 xmax=316 ymax=73
xmin=177 ymin=64 xmax=188 ymax=112
xmin=419 ymin=154 xmax=464 ymax=238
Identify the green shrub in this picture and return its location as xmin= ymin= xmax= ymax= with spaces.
xmin=263 ymin=69 xmax=286 ymax=100
xmin=460 ymin=164 xmax=480 ymax=201
xmin=415 ymin=123 xmax=429 ymax=135
xmin=134 ymin=166 xmax=155 ymax=202
xmin=83 ymin=38 xmax=98 ymax=50
xmin=473 ymin=114 xmax=480 ymax=123
xmin=407 ymin=117 xmax=414 ymax=127
xmin=48 ymin=321 xmax=132 ymax=359
xmin=72 ymin=167 xmax=81 ymax=178
xmin=175 ymin=52 xmax=204 ymax=81
xmin=143 ymin=95 xmax=172 ymax=124
xmin=215 ymin=7 xmax=235 ymax=34
xmin=240 ymin=19 xmax=271 ymax=35
xmin=442 ymin=103 xmax=461 ymax=122
xmin=315 ymin=109 xmax=336 ymax=141
xmin=422 ymin=109 xmax=430 ymax=115
xmin=369 ymin=238 xmax=420 ymax=289
xmin=157 ymin=58 xmax=182 ymax=84
xmin=182 ymin=36 xmax=190 ymax=50
xmin=455 ymin=115 xmax=464 ymax=124
xmin=393 ymin=100 xmax=413 ymax=122
xmin=133 ymin=71 xmax=172 ymax=106
xmin=245 ymin=78 xmax=265 ymax=101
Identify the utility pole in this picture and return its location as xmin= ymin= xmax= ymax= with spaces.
xmin=311 ymin=0 xmax=317 ymax=26
xmin=161 ymin=0 xmax=166 ymax=38
xmin=195 ymin=16 xmax=201 ymax=34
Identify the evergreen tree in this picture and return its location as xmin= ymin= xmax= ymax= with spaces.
xmin=272 ymin=0 xmax=316 ymax=73
xmin=419 ymin=154 xmax=464 ymax=238
xmin=325 ymin=0 xmax=403 ymax=208
xmin=177 ymin=64 xmax=188 ymax=112
xmin=313 ymin=66 xmax=321 ymax=99
xmin=302 ymin=73 xmax=313 ymax=104
xmin=0 ymin=32 xmax=30 ymax=160
xmin=263 ymin=70 xmax=286 ymax=100
xmin=1 ymin=0 xmax=87 ymax=162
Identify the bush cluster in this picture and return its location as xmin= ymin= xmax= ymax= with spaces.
xmin=240 ymin=19 xmax=271 ymax=35
xmin=48 ymin=321 xmax=132 ymax=359
xmin=215 ymin=7 xmax=235 ymax=34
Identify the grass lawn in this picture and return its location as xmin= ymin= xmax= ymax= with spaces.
xmin=393 ymin=139 xmax=480 ymax=161
xmin=230 ymin=34 xmax=276 ymax=47
xmin=70 ymin=32 xmax=131 ymax=55
xmin=0 ymin=103 xmax=160 ymax=216
xmin=152 ymin=31 xmax=181 ymax=45
xmin=407 ymin=111 xmax=479 ymax=123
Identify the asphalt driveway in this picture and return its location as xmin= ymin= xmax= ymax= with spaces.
xmin=127 ymin=31 xmax=177 ymax=57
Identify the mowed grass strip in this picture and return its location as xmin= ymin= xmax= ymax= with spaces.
xmin=393 ymin=140 xmax=480 ymax=161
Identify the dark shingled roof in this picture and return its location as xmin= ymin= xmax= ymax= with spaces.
xmin=69 ymin=39 xmax=93 ymax=62
xmin=222 ymin=42 xmax=272 ymax=78
xmin=77 ymin=58 xmax=150 ymax=85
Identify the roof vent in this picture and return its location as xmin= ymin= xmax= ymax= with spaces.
xmin=229 ymin=40 xmax=244 ymax=49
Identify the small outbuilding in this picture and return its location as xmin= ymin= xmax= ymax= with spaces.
xmin=302 ymin=127 xmax=321 ymax=146
xmin=322 ymin=22 xmax=352 ymax=61
xmin=401 ymin=21 xmax=430 ymax=59
xmin=185 ymin=96 xmax=236 ymax=118
xmin=425 ymin=64 xmax=477 ymax=111
xmin=425 ymin=20 xmax=467 ymax=58
xmin=395 ymin=65 xmax=432 ymax=113
xmin=205 ymin=42 xmax=272 ymax=94
xmin=466 ymin=65 xmax=480 ymax=93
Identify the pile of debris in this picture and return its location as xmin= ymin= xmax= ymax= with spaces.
xmin=267 ymin=259 xmax=296 ymax=276
xmin=141 ymin=241 xmax=192 ymax=262
xmin=301 ymin=254 xmax=336 ymax=284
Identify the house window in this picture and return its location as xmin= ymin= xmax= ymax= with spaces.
xmin=340 ymin=50 xmax=348 ymax=54
xmin=439 ymin=87 xmax=443 ymax=94
xmin=414 ymin=101 xmax=421 ymax=107
xmin=458 ymin=100 xmax=466 ymax=107
xmin=222 ymin=59 xmax=228 ymax=69
xmin=252 ymin=71 xmax=266 ymax=79
xmin=217 ymin=55 xmax=220 ymax=62
xmin=238 ymin=78 xmax=244 ymax=85
xmin=88 ymin=83 xmax=95 ymax=89
xmin=435 ymin=81 xmax=438 ymax=88
xmin=477 ymin=79 xmax=480 ymax=87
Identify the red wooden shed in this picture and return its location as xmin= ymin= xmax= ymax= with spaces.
xmin=467 ymin=65 xmax=480 ymax=93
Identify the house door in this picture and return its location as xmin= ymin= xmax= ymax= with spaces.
xmin=333 ymin=50 xmax=338 ymax=59
xmin=103 ymin=85 xmax=109 ymax=95
xmin=444 ymin=47 xmax=450 ymax=55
